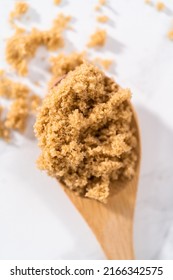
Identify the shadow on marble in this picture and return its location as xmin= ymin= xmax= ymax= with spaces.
xmin=93 ymin=34 xmax=124 ymax=57
xmin=106 ymin=4 xmax=119 ymax=16
xmin=70 ymin=17 xmax=78 ymax=27
xmin=17 ymin=6 xmax=41 ymax=28
xmin=146 ymin=2 xmax=173 ymax=16
xmin=107 ymin=18 xmax=116 ymax=28
xmin=28 ymin=173 xmax=105 ymax=259
xmin=27 ymin=46 xmax=51 ymax=86
xmin=26 ymin=7 xmax=41 ymax=23
xmin=164 ymin=7 xmax=173 ymax=17
xmin=97 ymin=35 xmax=124 ymax=76
xmin=58 ymin=0 xmax=69 ymax=8
xmin=134 ymin=104 xmax=173 ymax=259
xmin=104 ymin=35 xmax=125 ymax=55
xmin=107 ymin=61 xmax=117 ymax=76
xmin=62 ymin=36 xmax=76 ymax=53
xmin=27 ymin=37 xmax=75 ymax=86
xmin=24 ymin=115 xmax=36 ymax=141
xmin=12 ymin=144 xmax=105 ymax=259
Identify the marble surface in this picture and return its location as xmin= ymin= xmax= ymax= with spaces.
xmin=0 ymin=0 xmax=173 ymax=259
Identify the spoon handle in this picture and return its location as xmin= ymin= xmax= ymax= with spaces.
xmin=64 ymin=171 xmax=139 ymax=260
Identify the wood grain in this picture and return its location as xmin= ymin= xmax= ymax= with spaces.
xmin=62 ymin=105 xmax=141 ymax=260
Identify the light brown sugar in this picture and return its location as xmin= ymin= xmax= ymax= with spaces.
xmin=34 ymin=63 xmax=138 ymax=203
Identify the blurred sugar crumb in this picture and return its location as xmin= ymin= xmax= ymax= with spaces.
xmin=0 ymin=69 xmax=4 ymax=75
xmin=97 ymin=15 xmax=109 ymax=23
xmin=50 ymin=52 xmax=112 ymax=80
xmin=10 ymin=1 xmax=28 ymax=19
xmin=0 ymin=106 xmax=10 ymax=141
xmin=168 ymin=30 xmax=173 ymax=40
xmin=94 ymin=58 xmax=113 ymax=70
xmin=49 ymin=52 xmax=85 ymax=87
xmin=87 ymin=29 xmax=107 ymax=47
xmin=95 ymin=5 xmax=101 ymax=11
xmin=145 ymin=0 xmax=165 ymax=11
xmin=41 ymin=29 xmax=64 ymax=51
xmin=99 ymin=0 xmax=106 ymax=5
xmin=2 ymin=9 xmax=71 ymax=139
xmin=54 ymin=0 xmax=61 ymax=4
xmin=95 ymin=0 xmax=106 ymax=11
xmin=156 ymin=2 xmax=165 ymax=11
xmin=50 ymin=52 xmax=85 ymax=77
xmin=34 ymin=81 xmax=40 ymax=86
xmin=6 ymin=13 xmax=71 ymax=75
xmin=0 ymin=72 xmax=29 ymax=99
xmin=6 ymin=28 xmax=43 ymax=76
xmin=0 ymin=70 xmax=41 ymax=134
xmin=29 ymin=94 xmax=42 ymax=113
xmin=9 ymin=1 xmax=29 ymax=25
xmin=5 ymin=98 xmax=29 ymax=132
xmin=53 ymin=13 xmax=71 ymax=31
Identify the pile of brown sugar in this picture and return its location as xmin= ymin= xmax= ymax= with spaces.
xmin=34 ymin=63 xmax=137 ymax=202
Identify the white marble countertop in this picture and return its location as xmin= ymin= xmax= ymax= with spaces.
xmin=0 ymin=0 xmax=173 ymax=259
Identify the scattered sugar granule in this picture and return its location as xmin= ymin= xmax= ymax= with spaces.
xmin=50 ymin=52 xmax=85 ymax=77
xmin=87 ymin=29 xmax=107 ymax=47
xmin=94 ymin=58 xmax=113 ymax=70
xmin=9 ymin=2 xmax=28 ymax=25
xmin=0 ymin=72 xmax=29 ymax=99
xmin=95 ymin=5 xmax=101 ymax=11
xmin=99 ymin=0 xmax=106 ymax=4
xmin=41 ymin=30 xmax=64 ymax=51
xmin=34 ymin=81 xmax=40 ymax=86
xmin=97 ymin=15 xmax=109 ymax=23
xmin=0 ymin=69 xmax=4 ymax=75
xmin=168 ymin=30 xmax=173 ymax=40
xmin=6 ymin=28 xmax=41 ymax=75
xmin=42 ymin=14 xmax=70 ymax=50
xmin=53 ymin=13 xmax=71 ymax=31
xmin=29 ymin=94 xmax=42 ymax=113
xmin=95 ymin=0 xmax=106 ymax=11
xmin=0 ymin=106 xmax=10 ymax=141
xmin=6 ymin=14 xmax=70 ymax=75
xmin=156 ymin=2 xmax=165 ymax=11
xmin=5 ymin=98 xmax=29 ymax=132
xmin=54 ymin=0 xmax=61 ymax=5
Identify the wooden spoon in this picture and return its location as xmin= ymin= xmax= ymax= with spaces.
xmin=53 ymin=76 xmax=141 ymax=259
xmin=62 ymin=105 xmax=140 ymax=260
